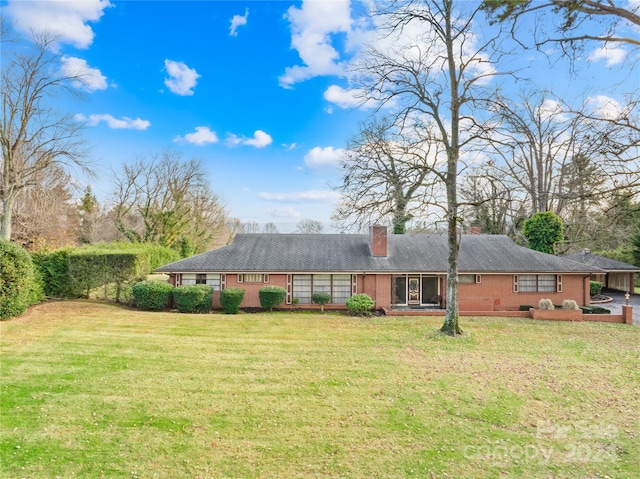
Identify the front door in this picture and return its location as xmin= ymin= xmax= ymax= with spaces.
xmin=408 ymin=277 xmax=420 ymax=304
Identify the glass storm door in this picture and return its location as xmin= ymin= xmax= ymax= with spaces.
xmin=408 ymin=277 xmax=420 ymax=304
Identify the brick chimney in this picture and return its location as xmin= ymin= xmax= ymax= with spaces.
xmin=369 ymin=225 xmax=388 ymax=257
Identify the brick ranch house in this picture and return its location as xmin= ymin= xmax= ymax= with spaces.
xmin=155 ymin=226 xmax=601 ymax=312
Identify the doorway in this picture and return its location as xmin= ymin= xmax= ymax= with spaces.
xmin=391 ymin=274 xmax=440 ymax=307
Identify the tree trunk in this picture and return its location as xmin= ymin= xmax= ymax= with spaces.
xmin=0 ymin=188 xmax=15 ymax=240
xmin=441 ymin=179 xmax=463 ymax=336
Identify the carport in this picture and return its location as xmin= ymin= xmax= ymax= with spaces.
xmin=564 ymin=250 xmax=639 ymax=293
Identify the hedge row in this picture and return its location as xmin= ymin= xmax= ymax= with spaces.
xmin=32 ymin=243 xmax=179 ymax=301
xmin=0 ymin=240 xmax=44 ymax=320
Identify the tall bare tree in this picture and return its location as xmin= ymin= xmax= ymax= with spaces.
xmin=1 ymin=32 xmax=91 ymax=240
xmin=354 ymin=0 xmax=507 ymax=335
xmin=484 ymin=90 xmax=640 ymax=216
xmin=333 ymin=117 xmax=441 ymax=234
xmin=111 ymin=151 xmax=228 ymax=254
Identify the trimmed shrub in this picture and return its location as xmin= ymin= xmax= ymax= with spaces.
xmin=132 ymin=281 xmax=174 ymax=311
xmin=581 ymin=305 xmax=611 ymax=315
xmin=259 ymin=286 xmax=286 ymax=311
xmin=346 ymin=293 xmax=374 ymax=316
xmin=312 ymin=292 xmax=331 ymax=312
xmin=590 ymin=281 xmax=603 ymax=297
xmin=562 ymin=299 xmax=580 ymax=310
xmin=220 ymin=287 xmax=245 ymax=314
xmin=538 ymin=298 xmax=555 ymax=310
xmin=0 ymin=240 xmax=43 ymax=320
xmin=173 ymin=284 xmax=213 ymax=313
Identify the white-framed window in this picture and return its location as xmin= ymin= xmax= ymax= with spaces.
xmin=182 ymin=273 xmax=221 ymax=291
xmin=513 ymin=274 xmax=558 ymax=293
xmin=293 ymin=274 xmax=312 ymax=303
xmin=459 ymin=274 xmax=480 ymax=284
xmin=238 ymin=274 xmax=268 ymax=284
xmin=292 ymin=274 xmax=353 ymax=304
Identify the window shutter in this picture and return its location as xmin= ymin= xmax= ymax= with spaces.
xmin=557 ymin=275 xmax=563 ymax=293
xmin=475 ymin=275 xmax=482 ymax=284
xmin=286 ymin=274 xmax=292 ymax=304
xmin=264 ymin=274 xmax=269 ymax=284
xmin=351 ymin=274 xmax=357 ymax=295
xmin=221 ymin=274 xmax=226 ymax=290
xmin=513 ymin=275 xmax=519 ymax=293
xmin=237 ymin=274 xmax=243 ymax=283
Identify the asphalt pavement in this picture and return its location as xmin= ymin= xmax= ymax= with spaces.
xmin=598 ymin=289 xmax=640 ymax=325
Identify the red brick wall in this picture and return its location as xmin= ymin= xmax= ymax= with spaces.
xmin=202 ymin=272 xmax=591 ymax=311
xmin=456 ymin=274 xmax=590 ymax=311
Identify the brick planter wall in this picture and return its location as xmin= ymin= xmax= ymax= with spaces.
xmin=530 ymin=309 xmax=583 ymax=321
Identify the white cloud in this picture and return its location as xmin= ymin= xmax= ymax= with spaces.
xmin=323 ymin=85 xmax=361 ymax=109
xmin=164 ymin=59 xmax=200 ymax=96
xmin=230 ymin=9 xmax=249 ymax=36
xmin=304 ymin=146 xmax=345 ymax=174
xmin=259 ymin=190 xmax=341 ymax=203
xmin=264 ymin=207 xmax=302 ymax=218
xmin=588 ymin=45 xmax=627 ymax=67
xmin=585 ymin=95 xmax=624 ymax=120
xmin=244 ymin=130 xmax=272 ymax=148
xmin=279 ymin=0 xmax=354 ymax=88
xmin=75 ymin=113 xmax=150 ymax=130
xmin=174 ymin=126 xmax=219 ymax=145
xmin=322 ymin=84 xmax=382 ymax=110
xmin=60 ymin=56 xmax=108 ymax=91
xmin=226 ymin=130 xmax=273 ymax=148
xmin=4 ymin=0 xmax=112 ymax=49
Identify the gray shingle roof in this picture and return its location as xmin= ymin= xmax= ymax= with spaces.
xmin=562 ymin=252 xmax=640 ymax=272
xmin=155 ymin=233 xmax=600 ymax=274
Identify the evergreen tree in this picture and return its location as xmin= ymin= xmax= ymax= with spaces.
xmin=523 ymin=211 xmax=564 ymax=255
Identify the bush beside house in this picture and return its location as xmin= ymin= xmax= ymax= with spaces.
xmin=173 ymin=285 xmax=213 ymax=313
xmin=259 ymin=286 xmax=286 ymax=311
xmin=132 ymin=281 xmax=174 ymax=311
xmin=312 ymin=292 xmax=331 ymax=312
xmin=220 ymin=288 xmax=245 ymax=314
xmin=346 ymin=293 xmax=374 ymax=316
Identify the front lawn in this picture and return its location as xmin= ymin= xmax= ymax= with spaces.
xmin=1 ymin=301 xmax=638 ymax=478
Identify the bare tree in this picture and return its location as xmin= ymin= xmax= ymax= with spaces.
xmin=484 ymin=0 xmax=640 ymax=47
xmin=333 ymin=116 xmax=442 ymax=234
xmin=111 ymin=151 xmax=228 ymax=254
xmin=1 ymin=33 xmax=91 ymax=240
xmin=459 ymin=162 xmax=528 ymax=236
xmin=484 ymin=90 xmax=640 ymax=216
xmin=354 ymin=0 xmax=508 ymax=335
xmin=263 ymin=222 xmax=279 ymax=234
xmin=296 ymin=218 xmax=324 ymax=234
xmin=11 ymin=165 xmax=79 ymax=249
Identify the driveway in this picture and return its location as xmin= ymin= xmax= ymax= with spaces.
xmin=599 ymin=289 xmax=640 ymax=325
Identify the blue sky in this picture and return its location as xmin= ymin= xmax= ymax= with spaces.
xmin=2 ymin=0 xmax=638 ymax=232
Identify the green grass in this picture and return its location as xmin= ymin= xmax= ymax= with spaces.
xmin=2 ymin=300 xmax=639 ymax=478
